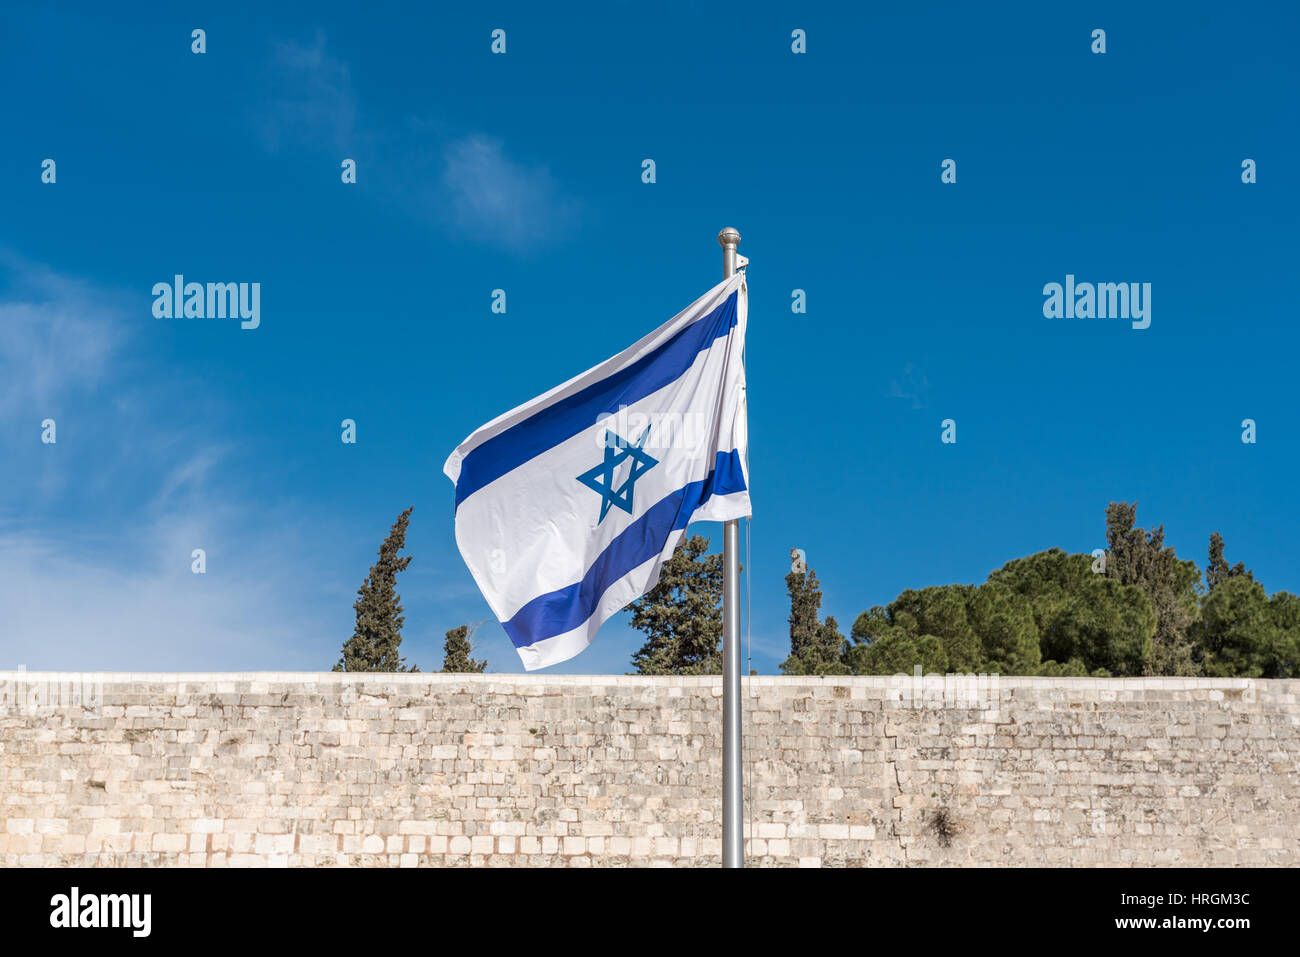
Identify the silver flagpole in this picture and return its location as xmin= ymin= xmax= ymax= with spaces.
xmin=718 ymin=227 xmax=743 ymax=868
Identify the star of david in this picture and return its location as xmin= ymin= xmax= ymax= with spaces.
xmin=577 ymin=426 xmax=659 ymax=523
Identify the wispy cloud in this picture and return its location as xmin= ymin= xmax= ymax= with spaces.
xmin=0 ymin=262 xmax=345 ymax=670
xmin=439 ymin=135 xmax=578 ymax=251
xmin=0 ymin=511 xmax=338 ymax=671
xmin=256 ymin=31 xmax=357 ymax=154
xmin=0 ymin=254 xmax=123 ymax=421
xmin=252 ymin=33 xmax=577 ymax=252
xmin=888 ymin=362 xmax=931 ymax=409
xmin=153 ymin=446 xmax=231 ymax=510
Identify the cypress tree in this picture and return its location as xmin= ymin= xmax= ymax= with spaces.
xmin=1104 ymin=502 xmax=1198 ymax=676
xmin=1207 ymin=531 xmax=1253 ymax=591
xmin=441 ymin=625 xmax=487 ymax=673
xmin=333 ymin=507 xmax=418 ymax=672
xmin=786 ymin=567 xmax=822 ymax=663
xmin=628 ymin=535 xmax=725 ymax=675
xmin=781 ymin=566 xmax=849 ymax=674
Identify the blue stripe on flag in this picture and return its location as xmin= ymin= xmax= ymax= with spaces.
xmin=454 ymin=292 xmax=738 ymax=508
xmin=502 ymin=449 xmax=747 ymax=649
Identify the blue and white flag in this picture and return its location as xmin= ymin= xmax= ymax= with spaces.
xmin=444 ymin=273 xmax=750 ymax=670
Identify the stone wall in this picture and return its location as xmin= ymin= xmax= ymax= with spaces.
xmin=0 ymin=672 xmax=1296 ymax=866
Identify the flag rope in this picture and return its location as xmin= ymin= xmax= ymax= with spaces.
xmin=744 ymin=514 xmax=754 ymax=858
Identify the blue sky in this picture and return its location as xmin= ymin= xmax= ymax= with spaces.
xmin=2 ymin=2 xmax=1296 ymax=673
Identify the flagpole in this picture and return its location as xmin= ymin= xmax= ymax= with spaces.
xmin=718 ymin=227 xmax=743 ymax=868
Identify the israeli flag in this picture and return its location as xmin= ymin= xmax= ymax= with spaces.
xmin=444 ymin=273 xmax=750 ymax=670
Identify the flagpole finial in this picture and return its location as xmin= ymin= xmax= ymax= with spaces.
xmin=718 ymin=228 xmax=742 ymax=279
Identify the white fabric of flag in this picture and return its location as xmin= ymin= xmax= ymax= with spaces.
xmin=444 ymin=273 xmax=750 ymax=670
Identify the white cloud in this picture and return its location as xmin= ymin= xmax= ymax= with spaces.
xmin=439 ymin=135 xmax=578 ymax=251
xmin=257 ymin=32 xmax=357 ymax=153
xmin=0 ymin=255 xmax=122 ymax=421
xmin=252 ymin=35 xmax=577 ymax=252
xmin=0 ymin=517 xmax=337 ymax=671
xmin=0 ymin=262 xmax=346 ymax=670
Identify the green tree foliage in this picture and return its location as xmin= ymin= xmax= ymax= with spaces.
xmin=1193 ymin=577 xmax=1298 ymax=678
xmin=628 ymin=535 xmax=726 ymax=675
xmin=1104 ymin=502 xmax=1201 ymax=675
xmin=1035 ymin=658 xmax=1099 ymax=677
xmin=848 ymin=550 xmax=1156 ymax=677
xmin=333 ymin=507 xmax=418 ymax=673
xmin=845 ymin=507 xmax=1298 ymax=680
xmin=1039 ymin=577 xmax=1154 ymax=676
xmin=780 ymin=566 xmax=850 ymax=675
xmin=988 ymin=548 xmax=1088 ymax=635
xmin=847 ymin=582 xmax=1028 ymax=676
xmin=850 ymin=589 xmax=964 ymax=675
xmin=877 ymin=585 xmax=982 ymax=671
xmin=441 ymin=625 xmax=487 ymax=673
xmin=846 ymin=632 xmax=948 ymax=675
xmin=990 ymin=549 xmax=1154 ymax=675
xmin=967 ymin=583 xmax=1041 ymax=674
xmin=1267 ymin=593 xmax=1300 ymax=676
xmin=1206 ymin=531 xmax=1253 ymax=592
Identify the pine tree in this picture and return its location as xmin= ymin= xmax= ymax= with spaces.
xmin=628 ymin=535 xmax=725 ymax=675
xmin=333 ymin=507 xmax=418 ymax=672
xmin=441 ymin=625 xmax=487 ymax=673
